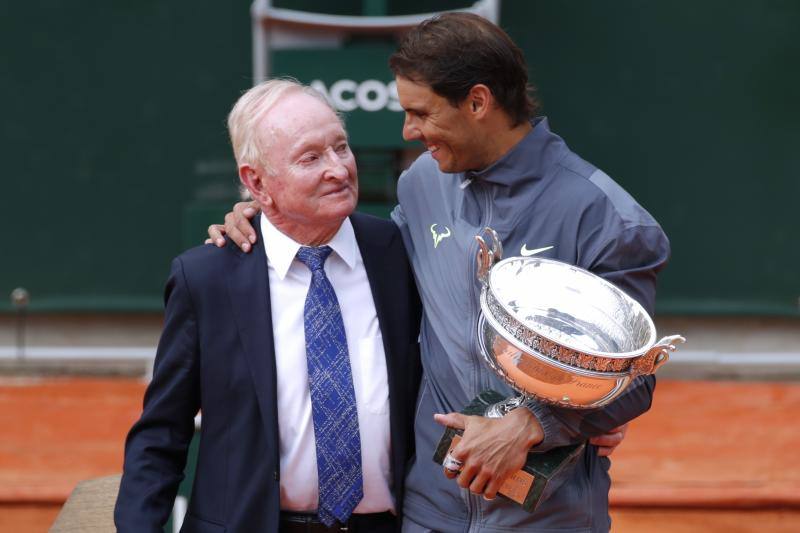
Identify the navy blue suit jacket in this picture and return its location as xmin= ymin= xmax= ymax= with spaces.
xmin=115 ymin=213 xmax=421 ymax=532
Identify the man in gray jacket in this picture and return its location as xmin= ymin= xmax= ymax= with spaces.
xmin=212 ymin=12 xmax=667 ymax=532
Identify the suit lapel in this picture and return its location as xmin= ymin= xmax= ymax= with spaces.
xmin=352 ymin=213 xmax=421 ymax=510
xmin=227 ymin=218 xmax=280 ymax=461
xmin=350 ymin=213 xmax=408 ymax=442
xmin=350 ymin=213 xmax=396 ymax=358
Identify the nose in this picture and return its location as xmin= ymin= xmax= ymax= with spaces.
xmin=323 ymin=147 xmax=349 ymax=180
xmin=402 ymin=113 xmax=420 ymax=141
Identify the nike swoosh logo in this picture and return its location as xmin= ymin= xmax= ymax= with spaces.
xmin=520 ymin=244 xmax=554 ymax=256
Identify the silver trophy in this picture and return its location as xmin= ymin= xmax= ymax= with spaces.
xmin=475 ymin=227 xmax=684 ymax=412
xmin=435 ymin=227 xmax=685 ymax=512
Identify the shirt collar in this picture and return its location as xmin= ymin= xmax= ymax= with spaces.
xmin=260 ymin=214 xmax=358 ymax=280
xmin=463 ymin=116 xmax=565 ymax=187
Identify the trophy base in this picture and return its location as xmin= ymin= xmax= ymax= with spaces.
xmin=433 ymin=390 xmax=585 ymax=513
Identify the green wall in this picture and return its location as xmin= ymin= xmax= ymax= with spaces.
xmin=506 ymin=1 xmax=799 ymax=315
xmin=1 ymin=0 xmax=252 ymax=311
xmin=1 ymin=1 xmax=797 ymax=316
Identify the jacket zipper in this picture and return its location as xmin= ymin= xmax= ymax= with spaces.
xmin=466 ymin=179 xmax=494 ymax=533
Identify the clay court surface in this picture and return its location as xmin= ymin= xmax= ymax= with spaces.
xmin=1 ymin=377 xmax=798 ymax=532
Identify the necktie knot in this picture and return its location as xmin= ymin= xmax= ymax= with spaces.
xmin=296 ymin=245 xmax=333 ymax=273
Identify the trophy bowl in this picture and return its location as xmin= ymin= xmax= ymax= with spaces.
xmin=475 ymin=228 xmax=684 ymax=409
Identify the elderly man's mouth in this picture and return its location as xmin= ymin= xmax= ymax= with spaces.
xmin=323 ymin=186 xmax=351 ymax=197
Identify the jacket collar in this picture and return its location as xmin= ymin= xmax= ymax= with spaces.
xmin=259 ymin=214 xmax=358 ymax=280
xmin=463 ymin=117 xmax=567 ymax=187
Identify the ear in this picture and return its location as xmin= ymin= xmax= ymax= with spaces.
xmin=465 ymin=84 xmax=493 ymax=119
xmin=238 ymin=164 xmax=273 ymax=207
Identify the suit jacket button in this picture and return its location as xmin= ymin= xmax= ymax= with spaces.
xmin=273 ymin=470 xmax=279 ymax=481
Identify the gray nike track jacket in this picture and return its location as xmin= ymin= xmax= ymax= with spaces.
xmin=391 ymin=117 xmax=670 ymax=532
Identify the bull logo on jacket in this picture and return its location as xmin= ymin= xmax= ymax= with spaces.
xmin=430 ymin=224 xmax=452 ymax=248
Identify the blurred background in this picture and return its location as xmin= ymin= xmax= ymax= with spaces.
xmin=0 ymin=1 xmax=798 ymax=531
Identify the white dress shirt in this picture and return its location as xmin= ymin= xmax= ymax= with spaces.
xmin=260 ymin=214 xmax=394 ymax=514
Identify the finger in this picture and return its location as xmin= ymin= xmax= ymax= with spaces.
xmin=483 ymin=478 xmax=501 ymax=501
xmin=456 ymin=462 xmax=479 ymax=489
xmin=238 ymin=213 xmax=258 ymax=244
xmin=234 ymin=202 xmax=259 ymax=244
xmin=207 ymin=224 xmax=227 ymax=247
xmin=468 ymin=470 xmax=491 ymax=496
xmin=225 ymin=212 xmax=255 ymax=249
xmin=223 ymin=214 xmax=252 ymax=252
xmin=589 ymin=431 xmax=624 ymax=448
xmin=596 ymin=446 xmax=615 ymax=458
xmin=235 ymin=200 xmax=258 ymax=218
xmin=434 ymin=412 xmax=466 ymax=430
xmin=599 ymin=424 xmax=629 ymax=438
xmin=227 ymin=226 xmax=251 ymax=252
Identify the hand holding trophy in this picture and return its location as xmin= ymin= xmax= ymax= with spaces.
xmin=435 ymin=227 xmax=685 ymax=512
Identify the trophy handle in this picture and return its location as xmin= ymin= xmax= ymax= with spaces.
xmin=475 ymin=227 xmax=503 ymax=286
xmin=632 ymin=335 xmax=686 ymax=376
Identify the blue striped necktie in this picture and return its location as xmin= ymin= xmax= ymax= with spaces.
xmin=296 ymin=245 xmax=363 ymax=526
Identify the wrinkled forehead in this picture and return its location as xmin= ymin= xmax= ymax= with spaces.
xmin=268 ymin=93 xmax=336 ymax=128
xmin=259 ymin=92 xmax=346 ymax=148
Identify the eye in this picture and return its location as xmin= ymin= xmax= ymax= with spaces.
xmin=299 ymin=154 xmax=318 ymax=164
xmin=335 ymin=143 xmax=349 ymax=154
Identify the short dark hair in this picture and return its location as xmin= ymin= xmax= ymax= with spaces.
xmin=389 ymin=12 xmax=539 ymax=126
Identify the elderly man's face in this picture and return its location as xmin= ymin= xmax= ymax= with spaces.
xmin=258 ymin=92 xmax=358 ymax=230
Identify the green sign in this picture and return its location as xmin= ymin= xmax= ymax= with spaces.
xmin=272 ymin=44 xmax=407 ymax=148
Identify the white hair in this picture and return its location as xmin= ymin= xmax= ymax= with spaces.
xmin=227 ymin=77 xmax=339 ymax=174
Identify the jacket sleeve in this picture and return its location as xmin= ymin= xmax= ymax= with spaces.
xmin=114 ymin=257 xmax=201 ymax=531
xmin=390 ymin=202 xmax=416 ymax=258
xmin=529 ymin=223 xmax=670 ymax=451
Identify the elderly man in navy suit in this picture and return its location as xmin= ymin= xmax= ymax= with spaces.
xmin=115 ymin=79 xmax=421 ymax=532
